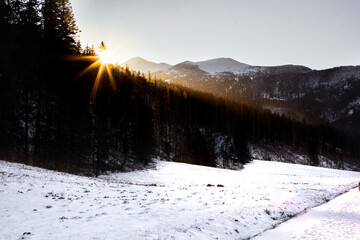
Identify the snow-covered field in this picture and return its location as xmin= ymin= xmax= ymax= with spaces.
xmin=1 ymin=159 xmax=360 ymax=240
xmin=254 ymin=187 xmax=360 ymax=240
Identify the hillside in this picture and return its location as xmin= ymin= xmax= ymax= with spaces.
xmin=1 ymin=159 xmax=360 ymax=239
xmin=3 ymin=48 xmax=350 ymax=175
xmin=153 ymin=59 xmax=360 ymax=139
xmin=125 ymin=57 xmax=360 ymax=142
xmin=1 ymin=0 xmax=358 ymax=176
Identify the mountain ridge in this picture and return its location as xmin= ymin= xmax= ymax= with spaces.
xmin=122 ymin=56 xmax=359 ymax=75
xmin=123 ymin=56 xmax=171 ymax=73
xmin=123 ymin=57 xmax=360 ymax=141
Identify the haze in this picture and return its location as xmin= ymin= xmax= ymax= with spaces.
xmin=71 ymin=0 xmax=360 ymax=70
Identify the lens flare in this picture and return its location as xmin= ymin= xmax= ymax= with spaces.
xmin=73 ymin=48 xmax=116 ymax=104
xmin=99 ymin=51 xmax=113 ymax=64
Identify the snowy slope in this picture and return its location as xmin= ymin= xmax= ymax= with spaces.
xmin=254 ymin=187 xmax=360 ymax=240
xmin=1 ymin=159 xmax=360 ymax=239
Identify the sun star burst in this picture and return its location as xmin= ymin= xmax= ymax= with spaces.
xmin=75 ymin=49 xmax=116 ymax=104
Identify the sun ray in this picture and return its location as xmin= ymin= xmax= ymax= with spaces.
xmin=105 ymin=64 xmax=116 ymax=91
xmin=76 ymin=60 xmax=101 ymax=79
xmin=90 ymin=63 xmax=105 ymax=104
xmin=65 ymin=54 xmax=99 ymax=62
xmin=73 ymin=43 xmax=117 ymax=103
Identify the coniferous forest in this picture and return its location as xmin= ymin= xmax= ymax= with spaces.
xmin=0 ymin=0 xmax=357 ymax=176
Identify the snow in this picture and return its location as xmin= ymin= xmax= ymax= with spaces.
xmin=1 ymin=159 xmax=360 ymax=239
xmin=345 ymin=97 xmax=360 ymax=117
xmin=187 ymin=58 xmax=253 ymax=75
xmin=254 ymin=187 xmax=360 ymax=240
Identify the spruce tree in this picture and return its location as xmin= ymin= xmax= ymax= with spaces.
xmin=42 ymin=0 xmax=79 ymax=53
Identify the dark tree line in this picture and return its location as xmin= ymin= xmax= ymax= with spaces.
xmin=0 ymin=0 xmax=350 ymax=175
xmin=0 ymin=0 xmax=83 ymax=171
xmin=144 ymin=77 xmax=345 ymax=167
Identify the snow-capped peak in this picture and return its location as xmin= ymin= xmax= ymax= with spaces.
xmin=192 ymin=58 xmax=251 ymax=75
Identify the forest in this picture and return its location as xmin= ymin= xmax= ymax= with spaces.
xmin=0 ymin=0 xmax=354 ymax=176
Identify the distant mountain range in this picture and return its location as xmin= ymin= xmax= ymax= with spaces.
xmin=123 ymin=57 xmax=360 ymax=139
xmin=124 ymin=57 xmax=171 ymax=73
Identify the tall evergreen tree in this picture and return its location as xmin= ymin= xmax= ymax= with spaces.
xmin=7 ymin=0 xmax=24 ymax=24
xmin=20 ymin=0 xmax=41 ymax=28
xmin=42 ymin=0 xmax=79 ymax=53
xmin=57 ymin=0 xmax=79 ymax=52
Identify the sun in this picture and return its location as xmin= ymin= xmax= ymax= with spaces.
xmin=97 ymin=41 xmax=114 ymax=64
xmin=74 ymin=42 xmax=117 ymax=104
xmin=98 ymin=50 xmax=113 ymax=64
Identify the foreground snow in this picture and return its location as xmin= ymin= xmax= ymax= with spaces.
xmin=1 ymin=160 xmax=360 ymax=239
xmin=254 ymin=187 xmax=360 ymax=240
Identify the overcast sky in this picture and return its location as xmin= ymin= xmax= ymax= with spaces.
xmin=71 ymin=0 xmax=360 ymax=69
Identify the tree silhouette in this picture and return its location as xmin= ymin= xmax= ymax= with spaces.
xmin=99 ymin=41 xmax=106 ymax=52
xmin=43 ymin=0 xmax=79 ymax=53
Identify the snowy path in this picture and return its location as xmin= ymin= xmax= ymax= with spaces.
xmin=1 ymin=160 xmax=360 ymax=239
xmin=254 ymin=187 xmax=360 ymax=240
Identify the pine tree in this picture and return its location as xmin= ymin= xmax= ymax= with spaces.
xmin=7 ymin=0 xmax=24 ymax=24
xmin=42 ymin=0 xmax=79 ymax=53
xmin=99 ymin=41 xmax=106 ymax=52
xmin=233 ymin=125 xmax=251 ymax=164
xmin=0 ymin=0 xmax=10 ymax=27
xmin=42 ymin=0 xmax=58 ymax=42
xmin=20 ymin=0 xmax=41 ymax=29
xmin=83 ymin=45 xmax=95 ymax=55
xmin=57 ymin=0 xmax=79 ymax=52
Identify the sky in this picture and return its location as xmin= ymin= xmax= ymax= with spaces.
xmin=71 ymin=0 xmax=360 ymax=70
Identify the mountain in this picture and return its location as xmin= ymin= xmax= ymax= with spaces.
xmin=156 ymin=62 xmax=360 ymax=139
xmin=123 ymin=57 xmax=258 ymax=75
xmin=122 ymin=57 xmax=171 ymax=73
xmin=186 ymin=58 xmax=255 ymax=75
xmin=122 ymin=57 xmax=360 ymax=141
